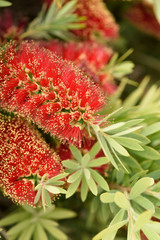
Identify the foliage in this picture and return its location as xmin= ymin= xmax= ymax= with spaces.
xmin=0 ymin=205 xmax=76 ymax=240
xmin=20 ymin=0 xmax=86 ymax=41
xmin=0 ymin=0 xmax=160 ymax=240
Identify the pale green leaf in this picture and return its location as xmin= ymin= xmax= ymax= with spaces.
xmin=100 ymin=193 xmax=115 ymax=203
xmin=46 ymin=173 xmax=68 ymax=184
xmin=67 ymin=169 xmax=82 ymax=183
xmin=133 ymin=195 xmax=155 ymax=213
xmin=130 ymin=177 xmax=154 ymax=199
xmin=34 ymin=186 xmax=42 ymax=205
xmin=86 ymin=175 xmax=98 ymax=195
xmin=131 ymin=146 xmax=160 ymax=160
xmin=113 ymin=126 xmax=142 ymax=137
xmin=41 ymin=219 xmax=67 ymax=240
xmin=105 ymin=135 xmax=129 ymax=156
xmin=114 ymin=192 xmax=130 ymax=210
xmin=66 ymin=176 xmax=81 ymax=198
xmin=134 ymin=210 xmax=153 ymax=232
xmin=0 ymin=0 xmax=12 ymax=7
xmin=45 ymin=208 xmax=76 ymax=220
xmin=80 ymin=176 xmax=88 ymax=202
xmin=90 ymin=169 xmax=109 ymax=191
xmin=18 ymin=224 xmax=35 ymax=240
xmin=84 ymin=168 xmax=91 ymax=180
xmin=0 ymin=212 xmax=30 ymax=227
xmin=88 ymin=157 xmax=109 ymax=167
xmin=33 ymin=223 xmax=48 ymax=240
xmin=142 ymin=225 xmax=160 ymax=240
xmin=141 ymin=122 xmax=160 ymax=136
xmin=93 ymin=220 xmax=128 ymax=240
xmin=62 ymin=160 xmax=79 ymax=169
xmin=113 ymin=137 xmax=143 ymax=151
xmin=89 ymin=141 xmax=101 ymax=159
xmin=97 ymin=133 xmax=118 ymax=169
xmin=7 ymin=219 xmax=31 ymax=236
xmin=153 ymin=0 xmax=160 ymax=23
xmin=69 ymin=145 xmax=82 ymax=161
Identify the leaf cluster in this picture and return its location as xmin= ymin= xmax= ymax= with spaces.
xmin=20 ymin=0 xmax=86 ymax=41
xmin=0 ymin=205 xmax=76 ymax=240
xmin=92 ymin=177 xmax=160 ymax=240
xmin=62 ymin=143 xmax=109 ymax=202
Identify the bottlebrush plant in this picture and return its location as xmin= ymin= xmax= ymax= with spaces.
xmin=0 ymin=1 xmax=160 ymax=240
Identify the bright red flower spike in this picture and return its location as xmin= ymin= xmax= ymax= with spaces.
xmin=40 ymin=40 xmax=116 ymax=95
xmin=0 ymin=41 xmax=106 ymax=147
xmin=0 ymin=113 xmax=63 ymax=206
xmin=125 ymin=2 xmax=160 ymax=39
xmin=72 ymin=0 xmax=119 ymax=40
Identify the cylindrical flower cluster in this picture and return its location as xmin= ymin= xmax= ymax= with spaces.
xmin=0 ymin=41 xmax=106 ymax=147
xmin=0 ymin=112 xmax=63 ymax=206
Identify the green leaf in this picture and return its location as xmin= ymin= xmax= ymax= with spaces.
xmin=113 ymin=137 xmax=143 ymax=151
xmin=127 ymin=133 xmax=150 ymax=145
xmin=130 ymin=177 xmax=154 ymax=199
xmin=46 ymin=173 xmax=68 ymax=184
xmin=0 ymin=0 xmax=12 ymax=7
xmin=131 ymin=146 xmax=160 ymax=160
xmin=153 ymin=0 xmax=160 ymax=23
xmin=80 ymin=176 xmax=88 ymax=202
xmin=113 ymin=126 xmax=142 ymax=137
xmin=145 ymin=221 xmax=160 ymax=233
xmin=97 ymin=107 xmax=123 ymax=126
xmin=0 ymin=212 xmax=30 ymax=227
xmin=67 ymin=169 xmax=82 ymax=183
xmin=134 ymin=210 xmax=153 ymax=232
xmin=41 ymin=219 xmax=67 ymax=240
xmin=101 ymin=122 xmax=126 ymax=133
xmin=88 ymin=157 xmax=109 ymax=167
xmin=133 ymin=195 xmax=155 ymax=213
xmin=18 ymin=224 xmax=35 ymax=240
xmin=7 ymin=219 xmax=31 ymax=236
xmin=147 ymin=170 xmax=160 ymax=180
xmin=89 ymin=141 xmax=101 ymax=159
xmin=123 ymin=77 xmax=150 ymax=108
xmin=34 ymin=186 xmax=42 ymax=205
xmin=62 ymin=160 xmax=79 ymax=169
xmin=93 ymin=220 xmax=128 ymax=240
xmin=42 ymin=188 xmax=46 ymax=211
xmin=114 ymin=192 xmax=130 ymax=210
xmin=141 ymin=122 xmax=160 ymax=136
xmin=105 ymin=135 xmax=129 ymax=156
xmin=66 ymin=176 xmax=81 ymax=198
xmin=97 ymin=133 xmax=118 ymax=169
xmin=33 ymin=223 xmax=48 ymax=240
xmin=90 ymin=169 xmax=109 ymax=191
xmin=84 ymin=168 xmax=91 ymax=180
xmin=142 ymin=226 xmax=160 ymax=240
xmin=46 ymin=208 xmax=76 ymax=220
xmin=44 ymin=189 xmax=52 ymax=208
xmin=100 ymin=193 xmax=115 ymax=203
xmin=69 ymin=145 xmax=82 ymax=161
xmin=86 ymin=175 xmax=98 ymax=196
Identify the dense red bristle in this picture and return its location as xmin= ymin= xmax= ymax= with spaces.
xmin=0 ymin=113 xmax=63 ymax=206
xmin=0 ymin=41 xmax=106 ymax=147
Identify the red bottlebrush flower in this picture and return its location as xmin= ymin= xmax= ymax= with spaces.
xmin=125 ymin=2 xmax=160 ymax=39
xmin=0 ymin=113 xmax=63 ymax=206
xmin=0 ymin=41 xmax=106 ymax=147
xmin=41 ymin=40 xmax=116 ymax=95
xmin=72 ymin=0 xmax=119 ymax=40
xmin=0 ymin=10 xmax=26 ymax=44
